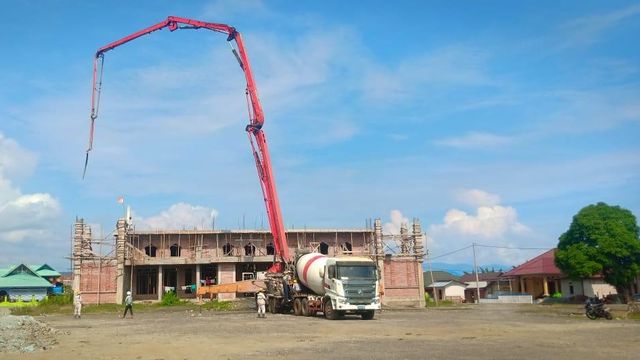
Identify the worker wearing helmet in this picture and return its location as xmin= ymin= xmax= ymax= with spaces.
xmin=73 ymin=291 xmax=83 ymax=319
xmin=256 ymin=290 xmax=267 ymax=318
xmin=123 ymin=290 xmax=133 ymax=318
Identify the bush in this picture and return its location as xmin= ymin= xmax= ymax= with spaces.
xmin=40 ymin=287 xmax=74 ymax=306
xmin=160 ymin=291 xmax=184 ymax=306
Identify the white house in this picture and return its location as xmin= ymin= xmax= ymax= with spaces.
xmin=425 ymin=280 xmax=466 ymax=303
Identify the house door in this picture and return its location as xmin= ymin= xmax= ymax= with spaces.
xmin=164 ymin=268 xmax=178 ymax=291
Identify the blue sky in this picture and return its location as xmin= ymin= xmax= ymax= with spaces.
xmin=1 ymin=1 xmax=639 ymax=271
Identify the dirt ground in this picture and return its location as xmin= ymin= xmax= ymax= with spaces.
xmin=4 ymin=303 xmax=640 ymax=360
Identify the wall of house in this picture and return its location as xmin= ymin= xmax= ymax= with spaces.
xmin=560 ymin=279 xmax=584 ymax=297
xmin=1 ymin=288 xmax=49 ymax=301
xmin=79 ymin=262 xmax=118 ymax=304
xmin=585 ymin=279 xmax=617 ymax=297
xmin=444 ymin=285 xmax=466 ymax=301
xmin=382 ymin=257 xmax=422 ymax=307
xmin=129 ymin=230 xmax=371 ymax=263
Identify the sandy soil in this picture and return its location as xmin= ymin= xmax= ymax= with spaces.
xmin=4 ymin=303 xmax=640 ymax=360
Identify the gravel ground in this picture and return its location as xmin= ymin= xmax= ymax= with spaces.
xmin=2 ymin=303 xmax=640 ymax=359
xmin=0 ymin=315 xmax=63 ymax=353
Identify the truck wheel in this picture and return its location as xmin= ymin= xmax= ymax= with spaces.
xmin=293 ymin=298 xmax=303 ymax=316
xmin=324 ymin=299 xmax=339 ymax=320
xmin=301 ymin=298 xmax=310 ymax=316
xmin=361 ymin=310 xmax=375 ymax=320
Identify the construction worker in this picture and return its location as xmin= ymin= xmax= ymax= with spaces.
xmin=123 ymin=290 xmax=133 ymax=318
xmin=73 ymin=291 xmax=82 ymax=319
xmin=256 ymin=290 xmax=267 ymax=318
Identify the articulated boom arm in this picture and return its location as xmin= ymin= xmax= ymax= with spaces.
xmin=84 ymin=16 xmax=290 ymax=270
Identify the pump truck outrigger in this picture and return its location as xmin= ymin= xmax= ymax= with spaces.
xmin=83 ymin=16 xmax=381 ymax=320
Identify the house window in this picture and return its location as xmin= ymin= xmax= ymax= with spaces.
xmin=144 ymin=245 xmax=157 ymax=257
xmin=319 ymin=242 xmax=329 ymax=255
xmin=569 ymin=283 xmax=574 ymax=295
xmin=244 ymin=243 xmax=256 ymax=256
xmin=223 ymin=243 xmax=234 ymax=256
xmin=266 ymin=243 xmax=275 ymax=255
xmin=342 ymin=242 xmax=352 ymax=253
xmin=170 ymin=244 xmax=181 ymax=257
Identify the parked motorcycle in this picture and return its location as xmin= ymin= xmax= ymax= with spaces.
xmin=585 ymin=297 xmax=612 ymax=320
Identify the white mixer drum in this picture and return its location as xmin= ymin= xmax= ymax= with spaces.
xmin=295 ymin=253 xmax=328 ymax=295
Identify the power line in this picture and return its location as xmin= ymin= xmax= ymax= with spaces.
xmin=428 ymin=245 xmax=473 ymax=260
xmin=475 ymin=244 xmax=553 ymax=251
xmin=426 ymin=243 xmax=553 ymax=261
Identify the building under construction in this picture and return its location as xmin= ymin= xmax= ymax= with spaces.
xmin=72 ymin=217 xmax=425 ymax=307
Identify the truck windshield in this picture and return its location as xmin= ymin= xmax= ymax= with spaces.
xmin=337 ymin=265 xmax=376 ymax=279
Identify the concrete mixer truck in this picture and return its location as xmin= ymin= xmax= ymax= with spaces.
xmin=264 ymin=252 xmax=381 ymax=320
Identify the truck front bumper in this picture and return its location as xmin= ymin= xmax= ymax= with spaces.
xmin=335 ymin=297 xmax=381 ymax=311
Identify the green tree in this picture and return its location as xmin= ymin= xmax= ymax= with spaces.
xmin=555 ymin=202 xmax=640 ymax=301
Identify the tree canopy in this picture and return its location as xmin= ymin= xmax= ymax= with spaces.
xmin=555 ymin=202 xmax=640 ymax=296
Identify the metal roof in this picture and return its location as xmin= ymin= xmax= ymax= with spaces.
xmin=426 ymin=280 xmax=467 ymax=288
xmin=503 ymin=249 xmax=561 ymax=276
xmin=0 ymin=264 xmax=54 ymax=289
xmin=29 ymin=264 xmax=61 ymax=278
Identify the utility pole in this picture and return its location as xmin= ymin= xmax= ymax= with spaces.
xmin=472 ymin=242 xmax=481 ymax=304
xmin=427 ymin=248 xmax=438 ymax=307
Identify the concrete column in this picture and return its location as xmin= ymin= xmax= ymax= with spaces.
xmin=400 ymin=223 xmax=409 ymax=254
xmin=72 ymin=219 xmax=84 ymax=293
xmin=374 ymin=219 xmax=385 ymax=301
xmin=217 ymin=263 xmax=236 ymax=300
xmin=115 ymin=219 xmax=126 ymax=305
xmin=520 ymin=277 xmax=525 ymax=293
xmin=543 ymin=276 xmax=549 ymax=297
xmin=195 ymin=264 xmax=201 ymax=292
xmin=158 ymin=266 xmax=163 ymax=301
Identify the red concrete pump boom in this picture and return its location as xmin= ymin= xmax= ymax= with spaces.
xmin=83 ymin=16 xmax=290 ymax=272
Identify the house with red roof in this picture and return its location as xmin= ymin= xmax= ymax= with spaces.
xmin=502 ymin=249 xmax=616 ymax=300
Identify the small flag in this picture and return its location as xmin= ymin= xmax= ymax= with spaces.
xmin=117 ymin=196 xmax=125 ymax=204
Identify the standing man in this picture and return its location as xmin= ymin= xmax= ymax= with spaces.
xmin=123 ymin=290 xmax=133 ymax=318
xmin=256 ymin=290 xmax=267 ymax=318
xmin=73 ymin=291 xmax=82 ymax=319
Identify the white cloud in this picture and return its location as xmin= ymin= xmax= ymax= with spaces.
xmin=426 ymin=190 xmax=531 ymax=265
xmin=0 ymin=133 xmax=37 ymax=182
xmin=455 ymin=189 xmax=501 ymax=207
xmin=362 ymin=46 xmax=493 ymax=103
xmin=383 ymin=209 xmax=409 ymax=235
xmin=435 ymin=132 xmax=515 ymax=149
xmin=0 ymin=133 xmax=61 ymax=243
xmin=136 ymin=203 xmax=219 ymax=230
xmin=431 ymin=205 xmax=528 ymax=238
xmin=559 ymin=4 xmax=640 ymax=47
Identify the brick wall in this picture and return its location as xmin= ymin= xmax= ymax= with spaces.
xmin=78 ymin=262 xmax=118 ymax=304
xmin=382 ymin=257 xmax=422 ymax=307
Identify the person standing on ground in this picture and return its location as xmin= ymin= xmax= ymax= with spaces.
xmin=256 ymin=290 xmax=267 ymax=318
xmin=73 ymin=292 xmax=82 ymax=319
xmin=123 ymin=290 xmax=133 ymax=318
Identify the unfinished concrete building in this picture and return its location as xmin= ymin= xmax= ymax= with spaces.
xmin=73 ymin=217 xmax=425 ymax=307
